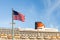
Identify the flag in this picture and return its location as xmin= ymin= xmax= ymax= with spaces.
xmin=13 ymin=10 xmax=25 ymax=22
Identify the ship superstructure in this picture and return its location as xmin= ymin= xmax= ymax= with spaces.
xmin=0 ymin=22 xmax=59 ymax=40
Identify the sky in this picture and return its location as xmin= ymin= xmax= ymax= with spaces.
xmin=0 ymin=0 xmax=60 ymax=31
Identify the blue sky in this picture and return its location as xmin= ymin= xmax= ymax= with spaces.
xmin=0 ymin=0 xmax=60 ymax=31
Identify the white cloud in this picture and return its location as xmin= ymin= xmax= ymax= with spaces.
xmin=41 ymin=0 xmax=60 ymax=29
xmin=46 ymin=0 xmax=60 ymax=18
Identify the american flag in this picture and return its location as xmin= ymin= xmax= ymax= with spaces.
xmin=13 ymin=10 xmax=25 ymax=22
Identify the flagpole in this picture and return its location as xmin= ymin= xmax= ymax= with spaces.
xmin=12 ymin=8 xmax=14 ymax=40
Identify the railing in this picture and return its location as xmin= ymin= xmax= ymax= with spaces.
xmin=0 ymin=31 xmax=60 ymax=40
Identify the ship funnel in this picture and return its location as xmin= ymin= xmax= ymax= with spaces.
xmin=35 ymin=22 xmax=45 ymax=29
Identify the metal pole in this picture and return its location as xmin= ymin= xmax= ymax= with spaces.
xmin=12 ymin=8 xmax=14 ymax=40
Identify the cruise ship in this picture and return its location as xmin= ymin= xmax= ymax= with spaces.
xmin=0 ymin=22 xmax=60 ymax=40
